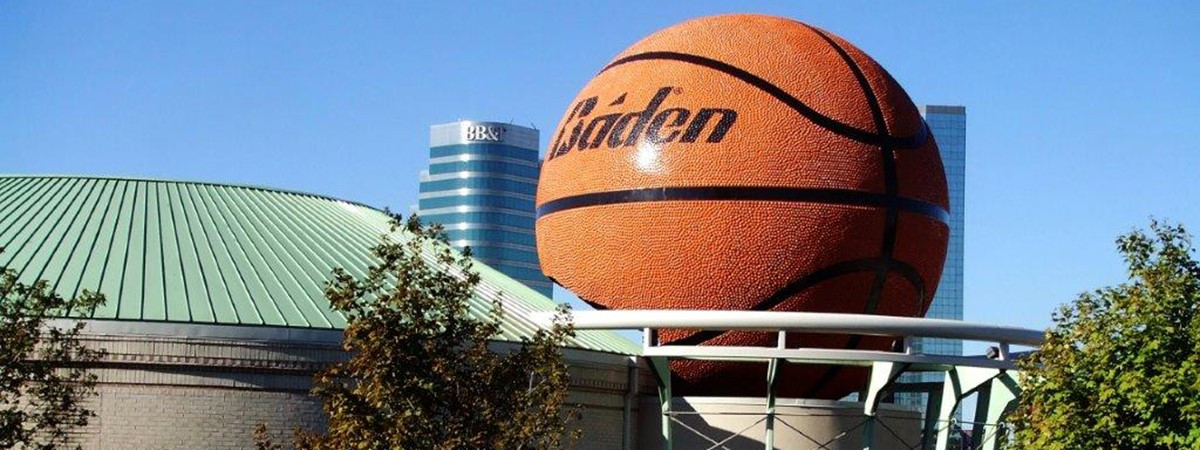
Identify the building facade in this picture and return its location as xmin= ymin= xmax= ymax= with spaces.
xmin=920 ymin=105 xmax=966 ymax=355
xmin=897 ymin=105 xmax=966 ymax=408
xmin=417 ymin=121 xmax=552 ymax=296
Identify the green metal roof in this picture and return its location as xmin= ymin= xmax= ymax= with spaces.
xmin=0 ymin=175 xmax=637 ymax=355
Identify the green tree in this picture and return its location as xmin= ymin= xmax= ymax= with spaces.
xmin=1 ymin=253 xmax=107 ymax=449
xmin=274 ymin=215 xmax=579 ymax=449
xmin=1009 ymin=221 xmax=1200 ymax=449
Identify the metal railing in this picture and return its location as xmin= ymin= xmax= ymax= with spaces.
xmin=532 ymin=310 xmax=1041 ymax=450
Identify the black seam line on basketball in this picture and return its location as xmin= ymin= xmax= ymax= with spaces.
xmin=804 ymin=25 xmax=897 ymax=202
xmin=535 ymin=187 xmax=949 ymax=224
xmin=664 ymin=258 xmax=925 ymax=347
xmin=600 ymin=51 xmax=929 ymax=150
xmin=581 ymin=298 xmax=609 ymax=311
xmin=807 ymin=25 xmax=899 ymax=317
xmin=801 ymin=262 xmax=928 ymax=398
xmin=803 ymin=25 xmax=903 ymax=399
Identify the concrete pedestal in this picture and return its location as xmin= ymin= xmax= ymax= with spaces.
xmin=637 ymin=397 xmax=922 ymax=450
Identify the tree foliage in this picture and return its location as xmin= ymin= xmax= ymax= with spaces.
xmin=1010 ymin=221 xmax=1200 ymax=449
xmin=1 ymin=254 xmax=106 ymax=449
xmin=280 ymin=215 xmax=579 ymax=449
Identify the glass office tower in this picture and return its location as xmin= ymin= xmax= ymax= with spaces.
xmin=919 ymin=105 xmax=966 ymax=355
xmin=417 ymin=121 xmax=553 ymax=296
xmin=897 ymin=105 xmax=966 ymax=408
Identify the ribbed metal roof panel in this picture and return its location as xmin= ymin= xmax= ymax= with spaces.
xmin=0 ymin=175 xmax=638 ymax=355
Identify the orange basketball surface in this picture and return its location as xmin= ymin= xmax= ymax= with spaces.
xmin=535 ymin=14 xmax=950 ymax=399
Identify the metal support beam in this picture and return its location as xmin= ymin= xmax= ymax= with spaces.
xmin=861 ymin=361 xmax=907 ymax=450
xmin=765 ymin=357 xmax=782 ymax=450
xmin=921 ymin=381 xmax=943 ymax=450
xmin=648 ymin=356 xmax=673 ymax=450
xmin=862 ymin=361 xmax=908 ymax=416
xmin=934 ymin=367 xmax=1004 ymax=449
xmin=970 ymin=373 xmax=1020 ymax=450
xmin=971 ymin=377 xmax=994 ymax=450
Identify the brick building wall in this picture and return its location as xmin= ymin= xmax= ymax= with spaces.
xmin=63 ymin=323 xmax=640 ymax=449
xmin=73 ymin=385 xmax=324 ymax=449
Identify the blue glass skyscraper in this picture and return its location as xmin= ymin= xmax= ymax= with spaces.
xmin=417 ymin=121 xmax=553 ymax=296
xmin=919 ymin=105 xmax=966 ymax=354
xmin=897 ymin=105 xmax=966 ymax=408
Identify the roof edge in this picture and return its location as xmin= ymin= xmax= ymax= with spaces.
xmin=0 ymin=174 xmax=385 ymax=213
xmin=53 ymin=319 xmax=639 ymax=356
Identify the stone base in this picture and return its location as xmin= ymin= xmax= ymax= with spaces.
xmin=637 ymin=397 xmax=923 ymax=450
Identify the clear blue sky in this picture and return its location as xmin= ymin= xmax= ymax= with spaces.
xmin=3 ymin=2 xmax=1198 ymax=339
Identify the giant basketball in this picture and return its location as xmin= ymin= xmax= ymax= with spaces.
xmin=535 ymin=14 xmax=949 ymax=399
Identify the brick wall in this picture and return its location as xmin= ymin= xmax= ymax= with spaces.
xmin=74 ymin=385 xmax=325 ymax=449
xmin=61 ymin=327 xmax=638 ymax=449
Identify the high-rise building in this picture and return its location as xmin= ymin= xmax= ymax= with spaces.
xmin=897 ymin=105 xmax=966 ymax=408
xmin=920 ymin=105 xmax=966 ymax=353
xmin=417 ymin=121 xmax=553 ymax=296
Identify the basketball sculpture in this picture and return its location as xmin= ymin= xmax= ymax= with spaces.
xmin=536 ymin=14 xmax=949 ymax=399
